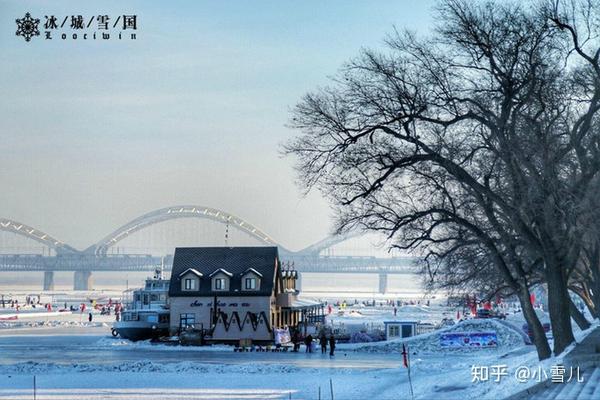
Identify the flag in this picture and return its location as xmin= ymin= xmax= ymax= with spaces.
xmin=402 ymin=344 xmax=409 ymax=368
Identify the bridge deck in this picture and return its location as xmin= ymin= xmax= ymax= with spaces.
xmin=0 ymin=254 xmax=419 ymax=273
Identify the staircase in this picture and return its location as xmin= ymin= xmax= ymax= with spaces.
xmin=530 ymin=367 xmax=600 ymax=399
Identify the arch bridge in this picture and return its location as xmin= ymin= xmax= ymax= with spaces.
xmin=0 ymin=206 xmax=418 ymax=293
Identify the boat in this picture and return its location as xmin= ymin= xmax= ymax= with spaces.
xmin=112 ymin=266 xmax=170 ymax=341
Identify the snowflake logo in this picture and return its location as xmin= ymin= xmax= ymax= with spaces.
xmin=15 ymin=13 xmax=40 ymax=42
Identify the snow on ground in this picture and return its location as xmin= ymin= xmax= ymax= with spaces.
xmin=342 ymin=318 xmax=526 ymax=354
xmin=0 ymin=294 xmax=597 ymax=399
xmin=0 ymin=360 xmax=307 ymax=375
xmin=0 ymin=320 xmax=108 ymax=330
xmin=95 ymin=337 xmax=232 ymax=352
xmin=0 ymin=370 xmax=397 ymax=400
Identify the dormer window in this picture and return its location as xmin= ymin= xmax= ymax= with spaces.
xmin=209 ymin=268 xmax=232 ymax=291
xmin=241 ymin=267 xmax=262 ymax=291
xmin=245 ymin=277 xmax=257 ymax=290
xmin=179 ymin=268 xmax=202 ymax=292
xmin=184 ymin=278 xmax=195 ymax=290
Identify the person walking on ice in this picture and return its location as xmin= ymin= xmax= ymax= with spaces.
xmin=304 ymin=334 xmax=313 ymax=353
xmin=320 ymin=334 xmax=327 ymax=354
xmin=329 ymin=334 xmax=336 ymax=357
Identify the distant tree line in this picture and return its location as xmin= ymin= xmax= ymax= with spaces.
xmin=285 ymin=0 xmax=600 ymax=360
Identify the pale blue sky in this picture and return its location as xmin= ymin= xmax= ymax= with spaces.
xmin=0 ymin=0 xmax=435 ymax=250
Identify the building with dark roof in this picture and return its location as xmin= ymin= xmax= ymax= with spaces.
xmin=168 ymin=246 xmax=323 ymax=344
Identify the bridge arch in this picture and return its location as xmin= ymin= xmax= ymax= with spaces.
xmin=0 ymin=218 xmax=76 ymax=253
xmin=89 ymin=205 xmax=280 ymax=255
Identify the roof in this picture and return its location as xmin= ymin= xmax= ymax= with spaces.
xmin=178 ymin=268 xmax=203 ymax=278
xmin=287 ymin=298 xmax=324 ymax=310
xmin=209 ymin=268 xmax=233 ymax=278
xmin=242 ymin=267 xmax=263 ymax=278
xmin=169 ymin=246 xmax=279 ymax=297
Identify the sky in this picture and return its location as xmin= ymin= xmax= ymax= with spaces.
xmin=0 ymin=0 xmax=435 ymax=252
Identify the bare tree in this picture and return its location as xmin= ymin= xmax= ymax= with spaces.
xmin=285 ymin=0 xmax=600 ymax=358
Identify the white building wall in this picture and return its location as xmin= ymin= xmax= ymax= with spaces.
xmin=170 ymin=295 xmax=273 ymax=341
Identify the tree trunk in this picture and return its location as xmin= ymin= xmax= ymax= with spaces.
xmin=590 ymin=265 xmax=600 ymax=318
xmin=571 ymin=285 xmax=598 ymax=319
xmin=545 ymin=264 xmax=575 ymax=355
xmin=517 ymin=285 xmax=551 ymax=360
xmin=568 ymin=296 xmax=591 ymax=330
xmin=585 ymin=243 xmax=600 ymax=318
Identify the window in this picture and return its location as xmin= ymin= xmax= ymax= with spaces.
xmin=214 ymin=278 xmax=225 ymax=290
xmin=389 ymin=325 xmax=400 ymax=337
xmin=123 ymin=312 xmax=138 ymax=321
xmin=180 ymin=313 xmax=195 ymax=329
xmin=245 ymin=277 xmax=257 ymax=290
xmin=184 ymin=278 xmax=195 ymax=290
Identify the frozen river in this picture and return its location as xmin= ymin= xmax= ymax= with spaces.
xmin=0 ymin=330 xmax=401 ymax=370
xmin=0 ymin=328 xmax=410 ymax=399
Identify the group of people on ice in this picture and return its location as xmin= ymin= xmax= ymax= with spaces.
xmin=291 ymin=330 xmax=336 ymax=356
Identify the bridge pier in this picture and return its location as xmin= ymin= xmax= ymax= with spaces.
xmin=74 ymin=271 xmax=93 ymax=291
xmin=43 ymin=271 xmax=55 ymax=291
xmin=378 ymin=273 xmax=388 ymax=294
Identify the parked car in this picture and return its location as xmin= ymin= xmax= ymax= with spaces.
xmin=476 ymin=309 xmax=507 ymax=320
xmin=522 ymin=322 xmax=551 ymax=341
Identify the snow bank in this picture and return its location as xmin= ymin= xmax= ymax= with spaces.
xmin=0 ymin=361 xmax=309 ymax=375
xmin=398 ymin=305 xmax=431 ymax=313
xmin=347 ymin=318 xmax=526 ymax=354
xmin=95 ymin=337 xmax=232 ymax=352
xmin=0 ymin=311 xmax=70 ymax=320
xmin=0 ymin=320 xmax=107 ymax=330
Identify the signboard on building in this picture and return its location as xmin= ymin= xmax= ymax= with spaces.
xmin=439 ymin=331 xmax=498 ymax=348
xmin=274 ymin=327 xmax=291 ymax=345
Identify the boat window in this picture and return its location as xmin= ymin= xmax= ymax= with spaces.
xmin=159 ymin=314 xmax=169 ymax=323
xmin=180 ymin=313 xmax=195 ymax=329
xmin=123 ymin=312 xmax=138 ymax=321
xmin=151 ymin=294 xmax=158 ymax=301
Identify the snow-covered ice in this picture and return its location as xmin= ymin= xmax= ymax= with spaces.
xmin=0 ymin=298 xmax=597 ymax=399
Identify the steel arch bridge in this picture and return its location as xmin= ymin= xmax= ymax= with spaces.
xmin=89 ymin=205 xmax=278 ymax=256
xmin=0 ymin=205 xmax=418 ymax=292
xmin=0 ymin=218 xmax=77 ymax=254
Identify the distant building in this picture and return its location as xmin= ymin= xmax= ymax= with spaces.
xmin=384 ymin=320 xmax=418 ymax=339
xmin=168 ymin=246 xmax=324 ymax=344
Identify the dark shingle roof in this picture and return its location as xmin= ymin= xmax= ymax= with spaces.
xmin=169 ymin=247 xmax=279 ymax=297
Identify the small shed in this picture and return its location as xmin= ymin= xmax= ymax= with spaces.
xmin=384 ymin=320 xmax=418 ymax=340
